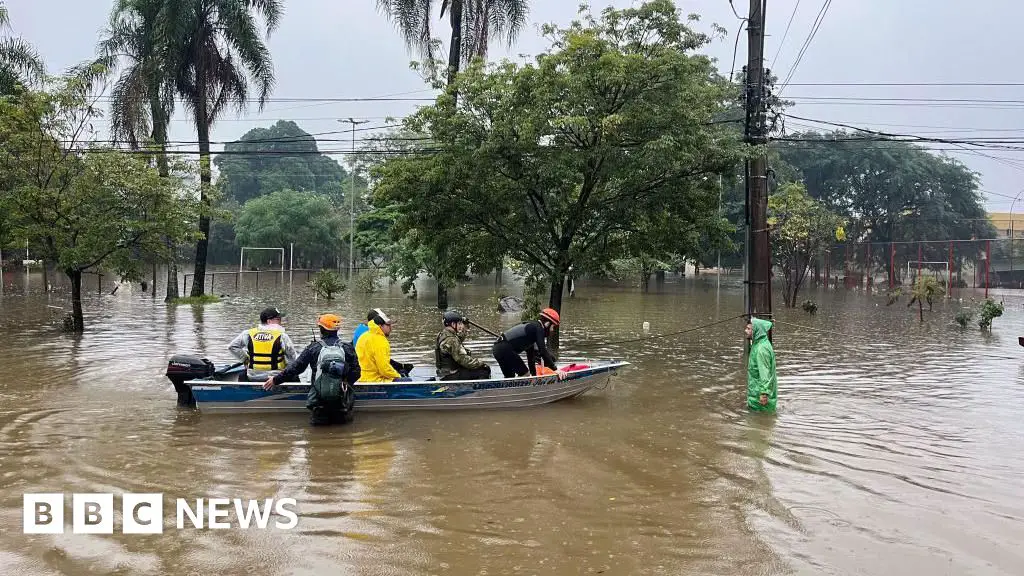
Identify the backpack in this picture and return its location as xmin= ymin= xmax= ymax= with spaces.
xmin=312 ymin=340 xmax=357 ymax=410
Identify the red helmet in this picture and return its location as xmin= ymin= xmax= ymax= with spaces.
xmin=539 ymin=308 xmax=560 ymax=326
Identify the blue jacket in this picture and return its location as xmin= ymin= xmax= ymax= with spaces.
xmin=352 ymin=323 xmax=369 ymax=347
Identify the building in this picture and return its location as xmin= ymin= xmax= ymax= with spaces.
xmin=988 ymin=212 xmax=1024 ymax=238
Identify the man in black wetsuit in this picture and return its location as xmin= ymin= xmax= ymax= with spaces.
xmin=492 ymin=308 xmax=567 ymax=379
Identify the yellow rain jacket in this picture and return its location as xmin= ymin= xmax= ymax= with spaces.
xmin=356 ymin=322 xmax=401 ymax=382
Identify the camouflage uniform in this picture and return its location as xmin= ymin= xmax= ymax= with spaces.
xmin=435 ymin=326 xmax=490 ymax=381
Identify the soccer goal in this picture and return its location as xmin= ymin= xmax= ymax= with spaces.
xmin=239 ymin=247 xmax=285 ymax=274
xmin=907 ymin=261 xmax=950 ymax=284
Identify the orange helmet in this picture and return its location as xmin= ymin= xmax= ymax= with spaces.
xmin=539 ymin=308 xmax=560 ymax=326
xmin=317 ymin=313 xmax=342 ymax=331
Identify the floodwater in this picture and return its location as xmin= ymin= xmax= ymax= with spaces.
xmin=1 ymin=268 xmax=1023 ymax=575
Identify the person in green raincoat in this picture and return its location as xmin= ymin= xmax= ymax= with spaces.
xmin=745 ymin=317 xmax=777 ymax=412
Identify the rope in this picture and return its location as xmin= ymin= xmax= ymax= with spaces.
xmin=772 ymin=319 xmax=862 ymax=340
xmin=572 ymin=314 xmax=747 ymax=349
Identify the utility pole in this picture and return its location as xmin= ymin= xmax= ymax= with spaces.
xmin=744 ymin=0 xmax=772 ymax=333
xmin=340 ymin=118 xmax=369 ymax=278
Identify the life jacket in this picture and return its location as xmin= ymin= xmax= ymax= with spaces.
xmin=310 ymin=340 xmax=357 ymax=411
xmin=246 ymin=327 xmax=286 ymax=371
xmin=498 ymin=322 xmax=534 ymax=353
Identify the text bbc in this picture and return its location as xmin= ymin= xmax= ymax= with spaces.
xmin=23 ymin=493 xmax=298 ymax=534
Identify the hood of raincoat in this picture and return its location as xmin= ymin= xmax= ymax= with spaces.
xmin=750 ymin=318 xmax=772 ymax=342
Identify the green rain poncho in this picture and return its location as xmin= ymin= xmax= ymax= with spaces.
xmin=747 ymin=318 xmax=777 ymax=412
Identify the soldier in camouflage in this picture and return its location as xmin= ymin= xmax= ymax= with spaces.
xmin=435 ymin=310 xmax=491 ymax=381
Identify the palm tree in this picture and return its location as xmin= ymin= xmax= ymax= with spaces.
xmin=377 ymin=0 xmax=528 ymax=84
xmin=100 ymin=0 xmax=181 ymax=300
xmin=376 ymin=0 xmax=528 ymax=307
xmin=164 ymin=0 xmax=281 ymax=296
xmin=0 ymin=1 xmax=46 ymax=94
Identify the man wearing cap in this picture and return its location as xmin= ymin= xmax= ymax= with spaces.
xmin=263 ymin=313 xmax=356 ymax=426
xmin=355 ymin=308 xmax=413 ymax=382
xmin=228 ymin=307 xmax=298 ymax=379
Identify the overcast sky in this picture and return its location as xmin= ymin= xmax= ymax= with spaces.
xmin=8 ymin=0 xmax=1024 ymax=211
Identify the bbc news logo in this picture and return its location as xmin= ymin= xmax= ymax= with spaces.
xmin=23 ymin=493 xmax=298 ymax=534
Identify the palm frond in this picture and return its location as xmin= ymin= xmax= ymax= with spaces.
xmin=0 ymin=36 xmax=46 ymax=87
xmin=377 ymin=0 xmax=436 ymax=59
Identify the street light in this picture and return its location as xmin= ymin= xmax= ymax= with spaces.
xmin=339 ymin=118 xmax=369 ymax=277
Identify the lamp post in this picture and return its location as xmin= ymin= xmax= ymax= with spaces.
xmin=339 ymin=118 xmax=369 ymax=278
xmin=1009 ymin=188 xmax=1024 ymax=287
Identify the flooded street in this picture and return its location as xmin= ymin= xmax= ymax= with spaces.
xmin=2 ymin=270 xmax=1024 ymax=575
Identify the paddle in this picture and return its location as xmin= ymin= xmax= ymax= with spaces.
xmin=1019 ymin=336 xmax=1024 ymax=348
xmin=464 ymin=318 xmax=501 ymax=339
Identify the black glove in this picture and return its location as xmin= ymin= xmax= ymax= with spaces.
xmin=401 ymin=363 xmax=414 ymax=374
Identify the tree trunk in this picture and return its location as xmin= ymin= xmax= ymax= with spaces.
xmin=655 ymin=270 xmax=665 ymax=284
xmin=68 ymin=269 xmax=84 ymax=332
xmin=694 ymin=263 xmax=700 ymax=275
xmin=164 ymin=258 xmax=179 ymax=303
xmin=190 ymin=102 xmax=211 ymax=297
xmin=918 ymin=298 xmax=923 ymax=322
xmin=42 ymin=263 xmax=48 ymax=292
xmin=547 ymin=272 xmax=566 ymax=350
xmin=640 ymin=272 xmax=650 ymax=292
xmin=437 ymin=283 xmax=449 ymax=310
xmin=447 ymin=0 xmax=463 ymax=88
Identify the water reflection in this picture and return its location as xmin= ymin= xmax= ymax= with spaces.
xmin=1 ymin=268 xmax=1023 ymax=574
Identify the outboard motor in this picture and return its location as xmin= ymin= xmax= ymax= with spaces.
xmin=165 ymin=354 xmax=215 ymax=408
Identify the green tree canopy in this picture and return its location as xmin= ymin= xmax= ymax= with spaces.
xmin=0 ymin=80 xmax=199 ymax=331
xmin=373 ymin=0 xmax=745 ymax=322
xmin=234 ymin=189 xmax=343 ymax=267
xmin=768 ymin=182 xmax=844 ymax=307
xmin=214 ymin=120 xmax=364 ymax=204
xmin=773 ymin=132 xmax=995 ymax=267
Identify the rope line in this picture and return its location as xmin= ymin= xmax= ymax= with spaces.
xmin=572 ymin=314 xmax=747 ymax=349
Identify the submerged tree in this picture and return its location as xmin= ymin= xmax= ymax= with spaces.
xmin=373 ymin=1 xmax=743 ymax=343
xmin=768 ymin=182 xmax=844 ymax=307
xmin=0 ymin=80 xmax=199 ymax=331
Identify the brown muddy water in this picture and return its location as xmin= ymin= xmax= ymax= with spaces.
xmin=1 ymin=268 xmax=1023 ymax=575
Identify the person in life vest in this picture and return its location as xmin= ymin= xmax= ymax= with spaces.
xmin=356 ymin=308 xmax=413 ymax=382
xmin=745 ymin=317 xmax=778 ymax=412
xmin=228 ymin=307 xmax=297 ymax=379
xmin=492 ymin=308 xmax=567 ymax=379
xmin=435 ymin=310 xmax=491 ymax=381
xmin=263 ymin=313 xmax=357 ymax=426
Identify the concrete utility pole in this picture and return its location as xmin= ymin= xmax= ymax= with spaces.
xmin=340 ymin=118 xmax=369 ymax=277
xmin=744 ymin=0 xmax=773 ymax=331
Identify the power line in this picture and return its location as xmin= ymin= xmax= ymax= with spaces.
xmin=777 ymin=81 xmax=1024 ymax=87
xmin=770 ymin=0 xmax=801 ymax=69
xmin=777 ymin=0 xmax=832 ymax=94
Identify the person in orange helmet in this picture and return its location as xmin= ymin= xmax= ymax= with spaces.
xmin=263 ymin=313 xmax=357 ymax=426
xmin=491 ymin=308 xmax=567 ymax=379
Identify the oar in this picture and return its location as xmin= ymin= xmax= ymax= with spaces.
xmin=1018 ymin=336 xmax=1024 ymax=348
xmin=465 ymin=318 xmax=501 ymax=339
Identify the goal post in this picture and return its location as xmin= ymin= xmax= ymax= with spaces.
xmin=907 ymin=261 xmax=950 ymax=283
xmin=239 ymin=247 xmax=285 ymax=276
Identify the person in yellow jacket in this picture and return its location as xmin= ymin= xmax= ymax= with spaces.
xmin=355 ymin=309 xmax=413 ymax=382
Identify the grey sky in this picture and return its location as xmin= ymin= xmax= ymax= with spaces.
xmin=8 ymin=1 xmax=1024 ymax=211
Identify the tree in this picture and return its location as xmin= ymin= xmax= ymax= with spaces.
xmin=214 ymin=121 xmax=359 ymax=204
xmin=773 ymin=132 xmax=995 ymax=281
xmin=0 ymin=1 xmax=46 ymax=94
xmin=768 ymin=182 xmax=844 ymax=307
xmin=0 ymin=82 xmax=198 ymax=331
xmin=100 ymin=0 xmax=183 ymax=301
xmin=373 ymin=1 xmax=743 ymax=341
xmin=234 ymin=189 xmax=343 ymax=268
xmin=160 ymin=0 xmax=281 ymax=296
xmin=376 ymin=0 xmax=529 ymax=308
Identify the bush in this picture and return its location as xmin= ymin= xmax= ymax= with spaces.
xmin=978 ymin=299 xmax=1004 ymax=331
xmin=169 ymin=294 xmax=222 ymax=305
xmin=955 ymin=309 xmax=974 ymax=329
xmin=354 ymin=269 xmax=380 ymax=294
xmin=308 ymin=270 xmax=346 ymax=299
